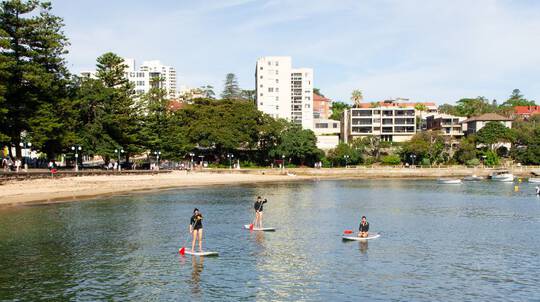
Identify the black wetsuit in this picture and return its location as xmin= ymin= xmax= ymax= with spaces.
xmin=190 ymin=214 xmax=203 ymax=230
xmin=359 ymin=222 xmax=369 ymax=233
xmin=254 ymin=199 xmax=267 ymax=212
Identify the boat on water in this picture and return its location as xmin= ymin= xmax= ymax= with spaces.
xmin=490 ymin=170 xmax=514 ymax=182
xmin=529 ymin=177 xmax=540 ymax=183
xmin=463 ymin=175 xmax=483 ymax=181
xmin=437 ymin=179 xmax=462 ymax=184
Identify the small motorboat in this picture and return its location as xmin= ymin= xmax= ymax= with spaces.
xmin=490 ymin=171 xmax=514 ymax=182
xmin=529 ymin=178 xmax=540 ymax=183
xmin=463 ymin=175 xmax=483 ymax=181
xmin=438 ymin=178 xmax=462 ymax=184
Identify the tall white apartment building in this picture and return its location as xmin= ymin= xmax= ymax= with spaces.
xmin=255 ymin=56 xmax=313 ymax=130
xmin=81 ymin=58 xmax=177 ymax=99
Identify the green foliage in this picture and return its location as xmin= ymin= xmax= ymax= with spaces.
xmin=270 ymin=124 xmax=322 ymax=166
xmin=476 ymin=122 xmax=513 ymax=150
xmin=240 ymin=89 xmax=255 ymax=102
xmin=352 ymin=136 xmax=383 ymax=161
xmin=454 ymin=97 xmax=496 ymax=117
xmin=313 ymin=88 xmax=324 ymax=97
xmin=0 ymin=0 xmax=71 ymax=157
xmin=454 ymin=135 xmax=477 ymax=164
xmin=381 ymin=154 xmax=401 ymax=165
xmin=483 ymin=150 xmax=500 ymax=166
xmin=510 ymin=119 xmax=540 ymax=164
xmin=329 ymin=101 xmax=351 ymax=121
xmin=420 ymin=158 xmax=431 ymax=166
xmin=350 ymin=89 xmax=363 ymax=107
xmin=401 ymin=131 xmax=447 ymax=164
xmin=327 ymin=143 xmax=361 ymax=166
xmin=221 ymin=73 xmax=241 ymax=100
xmin=466 ymin=158 xmax=480 ymax=166
xmin=500 ymin=89 xmax=536 ymax=107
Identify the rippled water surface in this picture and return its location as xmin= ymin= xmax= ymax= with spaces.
xmin=1 ymin=179 xmax=540 ymax=301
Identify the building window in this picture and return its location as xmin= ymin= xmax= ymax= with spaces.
xmin=260 ymin=84 xmax=263 ymax=88
xmin=260 ymin=102 xmax=263 ymax=105
xmin=260 ymin=76 xmax=263 ymax=79
xmin=268 ymin=87 xmax=274 ymax=92
xmin=276 ymin=87 xmax=279 ymax=92
xmin=260 ymin=66 xmax=263 ymax=70
xmin=276 ymin=70 xmax=279 ymax=75
xmin=275 ymin=79 xmax=279 ymax=83
xmin=276 ymin=97 xmax=279 ymax=101
xmin=275 ymin=61 xmax=279 ymax=66
xmin=333 ymin=123 xmax=338 ymax=128
xmin=260 ymin=93 xmax=263 ymax=96
xmin=268 ymin=61 xmax=271 ymax=66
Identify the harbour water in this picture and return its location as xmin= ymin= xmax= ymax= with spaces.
xmin=1 ymin=179 xmax=539 ymax=301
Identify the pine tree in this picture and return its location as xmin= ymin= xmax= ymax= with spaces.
xmin=221 ymin=73 xmax=240 ymax=100
xmin=0 ymin=0 xmax=71 ymax=158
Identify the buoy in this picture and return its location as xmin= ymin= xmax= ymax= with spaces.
xmin=514 ymin=185 xmax=519 ymax=192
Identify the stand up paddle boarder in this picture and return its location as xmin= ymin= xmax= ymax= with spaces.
xmin=253 ymin=196 xmax=267 ymax=229
xmin=190 ymin=208 xmax=203 ymax=252
xmin=358 ymin=216 xmax=369 ymax=238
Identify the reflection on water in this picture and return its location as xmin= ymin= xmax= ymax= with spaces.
xmin=1 ymin=179 xmax=540 ymax=301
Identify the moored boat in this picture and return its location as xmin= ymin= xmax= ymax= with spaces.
xmin=438 ymin=178 xmax=462 ymax=184
xmin=528 ymin=177 xmax=540 ymax=183
xmin=490 ymin=170 xmax=514 ymax=182
xmin=463 ymin=175 xmax=483 ymax=181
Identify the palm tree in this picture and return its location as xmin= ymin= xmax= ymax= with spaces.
xmin=351 ymin=90 xmax=363 ymax=107
xmin=414 ymin=103 xmax=428 ymax=131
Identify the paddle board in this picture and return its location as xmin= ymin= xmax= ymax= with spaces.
xmin=181 ymin=249 xmax=219 ymax=257
xmin=342 ymin=233 xmax=381 ymax=241
xmin=243 ymin=224 xmax=276 ymax=232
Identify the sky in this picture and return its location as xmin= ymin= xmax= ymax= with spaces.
xmin=50 ymin=0 xmax=540 ymax=105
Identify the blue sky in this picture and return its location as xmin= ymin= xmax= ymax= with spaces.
xmin=51 ymin=0 xmax=540 ymax=104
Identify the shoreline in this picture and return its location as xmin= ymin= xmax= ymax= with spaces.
xmin=1 ymin=167 xmax=538 ymax=208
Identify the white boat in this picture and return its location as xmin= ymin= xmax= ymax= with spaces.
xmin=490 ymin=171 xmax=514 ymax=182
xmin=528 ymin=178 xmax=540 ymax=183
xmin=463 ymin=175 xmax=483 ymax=181
xmin=437 ymin=178 xmax=462 ymax=184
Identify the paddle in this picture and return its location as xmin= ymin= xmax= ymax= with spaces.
xmin=179 ymin=220 xmax=195 ymax=255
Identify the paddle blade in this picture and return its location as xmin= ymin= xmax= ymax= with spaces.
xmin=249 ymin=224 xmax=254 ymax=231
xmin=344 ymin=230 xmax=353 ymax=234
xmin=179 ymin=247 xmax=185 ymax=255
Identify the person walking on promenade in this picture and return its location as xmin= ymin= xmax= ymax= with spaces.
xmin=14 ymin=158 xmax=21 ymax=173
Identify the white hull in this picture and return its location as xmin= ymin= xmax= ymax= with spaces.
xmin=243 ymin=225 xmax=276 ymax=231
xmin=528 ymin=178 xmax=540 ymax=183
xmin=438 ymin=179 xmax=462 ymax=184
xmin=181 ymin=249 xmax=218 ymax=256
xmin=342 ymin=233 xmax=381 ymax=241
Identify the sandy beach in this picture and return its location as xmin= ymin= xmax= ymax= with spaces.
xmin=0 ymin=171 xmax=307 ymax=207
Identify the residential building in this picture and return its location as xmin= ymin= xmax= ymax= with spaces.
xmin=342 ymin=107 xmax=416 ymax=143
xmin=461 ymin=113 xmax=512 ymax=135
xmin=81 ymin=58 xmax=177 ymax=99
xmin=426 ymin=114 xmax=466 ymax=136
xmin=255 ymin=56 xmax=313 ymax=130
xmin=514 ymin=106 xmax=540 ymax=119
xmin=313 ymin=93 xmax=332 ymax=119
xmin=313 ymin=118 xmax=340 ymax=150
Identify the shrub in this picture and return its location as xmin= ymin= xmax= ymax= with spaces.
xmin=381 ymin=154 xmax=401 ymax=165
xmin=466 ymin=158 xmax=480 ymax=166
xmin=421 ymin=158 xmax=431 ymax=166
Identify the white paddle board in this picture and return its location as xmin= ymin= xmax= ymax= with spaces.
xmin=181 ymin=249 xmax=219 ymax=256
xmin=342 ymin=233 xmax=381 ymax=241
xmin=243 ymin=224 xmax=276 ymax=232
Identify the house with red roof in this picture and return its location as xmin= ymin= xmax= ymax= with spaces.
xmin=514 ymin=106 xmax=540 ymax=119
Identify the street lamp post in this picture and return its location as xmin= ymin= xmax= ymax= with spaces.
xmin=198 ymin=155 xmax=204 ymax=169
xmin=189 ymin=152 xmax=195 ymax=170
xmin=71 ymin=145 xmax=82 ymax=172
xmin=281 ymin=155 xmax=285 ymax=174
xmin=227 ymin=153 xmax=234 ymax=170
xmin=19 ymin=142 xmax=32 ymax=171
xmin=114 ymin=148 xmax=124 ymax=171
xmin=410 ymin=154 xmax=417 ymax=167
xmin=154 ymin=151 xmax=161 ymax=169
xmin=344 ymin=155 xmax=350 ymax=168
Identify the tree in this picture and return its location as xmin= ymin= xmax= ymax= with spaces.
xmin=200 ymin=85 xmax=215 ymax=99
xmin=221 ymin=73 xmax=240 ymax=100
xmin=510 ymin=117 xmax=540 ymax=164
xmin=0 ymin=26 xmax=9 ymax=143
xmin=476 ymin=122 xmax=514 ymax=150
xmin=240 ymin=89 xmax=256 ymax=102
xmin=500 ymin=89 xmax=536 ymax=107
xmin=454 ymin=135 xmax=477 ymax=164
xmin=401 ymin=131 xmax=447 ymax=164
xmin=351 ymin=89 xmax=363 ymax=107
xmin=327 ymin=143 xmax=360 ymax=166
xmin=454 ymin=97 xmax=496 ymax=117
xmin=313 ymin=88 xmax=324 ymax=97
xmin=329 ymin=101 xmax=351 ymax=121
xmin=0 ymin=0 xmax=72 ymax=158
xmin=414 ymin=103 xmax=428 ymax=130
xmin=95 ymin=52 xmax=142 ymax=161
xmin=438 ymin=104 xmax=459 ymax=116
xmin=352 ymin=136 xmax=382 ymax=162
xmin=270 ymin=124 xmax=322 ymax=166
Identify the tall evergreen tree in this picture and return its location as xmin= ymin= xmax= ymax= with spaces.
xmin=0 ymin=0 xmax=71 ymax=158
xmin=221 ymin=73 xmax=240 ymax=100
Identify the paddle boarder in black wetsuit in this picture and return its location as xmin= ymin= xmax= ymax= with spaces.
xmin=254 ymin=196 xmax=267 ymax=229
xmin=536 ymin=186 xmax=540 ymax=195
xmin=190 ymin=208 xmax=203 ymax=252
xmin=358 ymin=216 xmax=369 ymax=238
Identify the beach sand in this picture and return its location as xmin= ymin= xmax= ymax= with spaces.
xmin=0 ymin=171 xmax=306 ymax=207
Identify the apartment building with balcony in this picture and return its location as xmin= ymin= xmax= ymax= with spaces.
xmin=342 ymin=107 xmax=416 ymax=143
xmin=426 ymin=114 xmax=465 ymax=136
xmin=255 ymin=56 xmax=313 ymax=130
